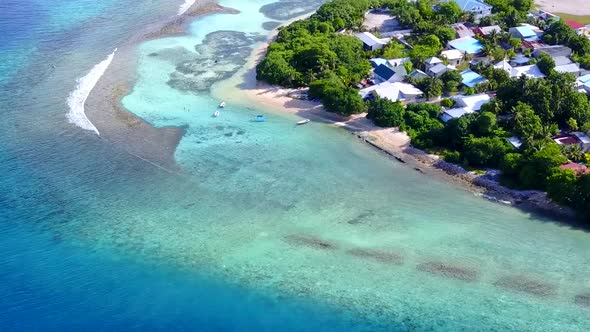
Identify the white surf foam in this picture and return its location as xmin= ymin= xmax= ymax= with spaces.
xmin=177 ymin=0 xmax=196 ymax=16
xmin=66 ymin=49 xmax=117 ymax=135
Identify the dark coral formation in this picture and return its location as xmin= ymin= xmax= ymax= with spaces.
xmin=283 ymin=234 xmax=337 ymax=250
xmin=259 ymin=0 xmax=327 ymax=21
xmin=493 ymin=276 xmax=556 ymax=297
xmin=416 ymin=261 xmax=479 ymax=282
xmin=167 ymin=31 xmax=265 ymax=92
xmin=346 ymin=248 xmax=403 ymax=265
xmin=262 ymin=21 xmax=282 ymax=31
xmin=574 ymin=293 xmax=590 ymax=307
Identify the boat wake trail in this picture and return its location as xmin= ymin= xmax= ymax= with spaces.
xmin=66 ymin=49 xmax=117 ymax=135
xmin=177 ymin=0 xmax=196 ymax=15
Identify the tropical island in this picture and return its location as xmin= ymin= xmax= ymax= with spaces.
xmin=256 ymin=0 xmax=590 ymax=222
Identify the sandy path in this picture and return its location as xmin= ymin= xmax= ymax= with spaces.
xmin=535 ymin=0 xmax=590 ymax=16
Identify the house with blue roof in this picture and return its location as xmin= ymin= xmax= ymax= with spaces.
xmin=447 ymin=37 xmax=484 ymax=54
xmin=461 ymin=69 xmax=487 ymax=88
xmin=374 ymin=64 xmax=407 ymax=83
xmin=509 ymin=26 xmax=538 ymax=41
xmin=442 ymin=0 xmax=492 ymax=20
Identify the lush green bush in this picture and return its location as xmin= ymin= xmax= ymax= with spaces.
xmin=367 ymin=97 xmax=405 ymax=127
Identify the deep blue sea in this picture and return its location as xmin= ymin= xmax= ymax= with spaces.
xmin=0 ymin=1 xmax=361 ymax=331
xmin=2 ymin=1 xmax=590 ymax=331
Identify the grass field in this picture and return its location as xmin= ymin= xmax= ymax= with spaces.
xmin=554 ymin=13 xmax=590 ymax=25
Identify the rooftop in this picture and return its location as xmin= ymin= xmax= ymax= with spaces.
xmin=451 ymin=23 xmax=475 ymax=38
xmin=355 ymin=32 xmax=386 ymax=47
xmin=374 ymin=64 xmax=396 ymax=81
xmin=508 ymin=136 xmax=523 ymax=149
xmin=453 ymin=93 xmax=491 ymax=111
xmin=494 ymin=62 xmax=545 ymax=78
xmin=553 ymin=134 xmax=581 ymax=146
xmin=510 ymin=26 xmax=537 ymax=39
xmin=429 ymin=63 xmax=449 ymax=74
xmin=572 ymin=132 xmax=590 ymax=144
xmin=532 ymin=45 xmax=573 ymax=59
xmin=448 ymin=37 xmax=484 ymax=54
xmin=566 ymin=20 xmax=585 ymax=29
xmin=425 ymin=57 xmax=443 ymax=65
xmin=441 ymin=49 xmax=464 ymax=61
xmin=359 ymin=82 xmax=423 ymax=102
xmin=560 ymin=163 xmax=590 ymax=174
xmin=440 ymin=107 xmax=475 ymax=123
xmin=555 ymin=63 xmax=581 ymax=74
xmin=445 ymin=0 xmax=492 ymax=12
xmin=461 ymin=69 xmax=488 ymax=88
xmin=477 ymin=25 xmax=502 ymax=36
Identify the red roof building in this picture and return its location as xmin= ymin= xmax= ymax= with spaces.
xmin=566 ymin=20 xmax=584 ymax=30
xmin=560 ymin=162 xmax=590 ymax=175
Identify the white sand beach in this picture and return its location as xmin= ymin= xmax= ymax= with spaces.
xmin=535 ymin=0 xmax=590 ymax=16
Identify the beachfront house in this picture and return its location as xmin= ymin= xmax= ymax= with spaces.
xmin=447 ymin=36 xmax=484 ymax=55
xmin=374 ymin=64 xmax=407 ymax=83
xmin=442 ymin=0 xmax=492 ymax=20
xmin=359 ymin=82 xmax=423 ymax=103
xmin=441 ymin=49 xmax=465 ymax=66
xmin=355 ymin=32 xmax=388 ymax=51
xmin=493 ymin=61 xmax=545 ymax=78
xmin=460 ymin=69 xmax=487 ymax=88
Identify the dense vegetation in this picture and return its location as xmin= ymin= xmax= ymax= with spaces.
xmin=257 ymin=0 xmax=590 ymax=220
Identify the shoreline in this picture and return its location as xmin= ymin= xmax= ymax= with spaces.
xmin=213 ymin=34 xmax=577 ymax=223
xmin=84 ymin=0 xmax=576 ymax=222
xmin=84 ymin=0 xmax=234 ymax=169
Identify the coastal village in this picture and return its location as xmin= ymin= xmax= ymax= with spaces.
xmin=256 ymin=0 xmax=590 ymax=220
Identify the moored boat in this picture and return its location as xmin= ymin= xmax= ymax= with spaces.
xmin=297 ymin=119 xmax=310 ymax=125
xmin=219 ymin=101 xmax=226 ymax=108
xmin=213 ymin=110 xmax=220 ymax=117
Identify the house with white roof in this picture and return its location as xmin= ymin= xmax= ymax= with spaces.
xmin=572 ymin=132 xmax=590 ymax=151
xmin=359 ymin=82 xmax=423 ymax=103
xmin=355 ymin=32 xmax=388 ymax=51
xmin=427 ymin=63 xmax=450 ymax=77
xmin=440 ymin=107 xmax=475 ymax=123
xmin=424 ymin=57 xmax=443 ymax=72
xmin=441 ymin=49 xmax=465 ymax=66
xmin=442 ymin=0 xmax=492 ymax=20
xmin=441 ymin=93 xmax=491 ymax=123
xmin=507 ymin=136 xmax=523 ymax=149
xmin=493 ymin=61 xmax=545 ymax=78
xmin=452 ymin=93 xmax=491 ymax=111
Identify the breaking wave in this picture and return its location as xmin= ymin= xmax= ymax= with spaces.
xmin=177 ymin=0 xmax=196 ymax=16
xmin=66 ymin=49 xmax=117 ymax=135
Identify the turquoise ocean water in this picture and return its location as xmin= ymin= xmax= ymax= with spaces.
xmin=1 ymin=0 xmax=590 ymax=331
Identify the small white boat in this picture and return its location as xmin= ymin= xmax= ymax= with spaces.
xmin=297 ymin=119 xmax=310 ymax=125
xmin=213 ymin=110 xmax=220 ymax=117
xmin=219 ymin=102 xmax=226 ymax=108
